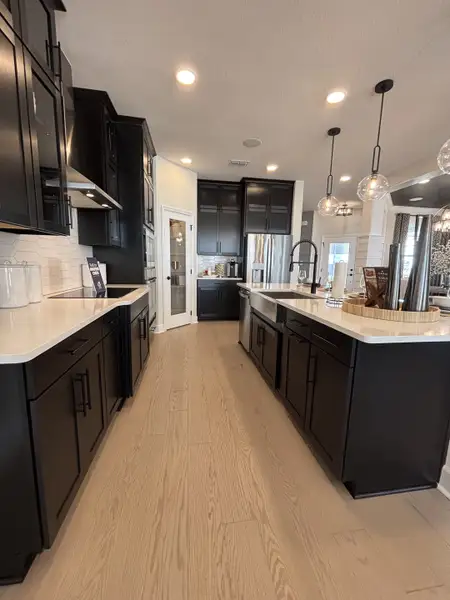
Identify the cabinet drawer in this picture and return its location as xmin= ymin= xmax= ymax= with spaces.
xmin=130 ymin=292 xmax=149 ymax=322
xmin=310 ymin=321 xmax=356 ymax=367
xmin=285 ymin=311 xmax=311 ymax=340
xmin=102 ymin=308 xmax=121 ymax=337
xmin=25 ymin=319 xmax=103 ymax=400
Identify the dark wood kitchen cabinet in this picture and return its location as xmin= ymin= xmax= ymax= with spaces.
xmin=197 ymin=280 xmax=240 ymax=320
xmin=306 ymin=344 xmax=353 ymax=477
xmin=280 ymin=329 xmax=310 ymax=424
xmin=30 ymin=364 xmax=82 ymax=547
xmin=0 ymin=0 xmax=22 ymax=37
xmin=243 ymin=178 xmax=294 ymax=235
xmin=74 ymin=344 xmax=107 ymax=473
xmin=73 ymin=88 xmax=123 ymax=247
xmin=25 ymin=51 xmax=70 ymax=234
xmin=0 ymin=19 xmax=38 ymax=231
xmin=19 ymin=0 xmax=58 ymax=82
xmin=103 ymin=328 xmax=123 ymax=420
xmin=127 ymin=298 xmax=151 ymax=395
xmin=249 ymin=312 xmax=280 ymax=387
xmin=197 ymin=180 xmax=242 ymax=256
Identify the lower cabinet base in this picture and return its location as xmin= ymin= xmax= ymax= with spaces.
xmin=344 ymin=480 xmax=435 ymax=499
xmin=0 ymin=553 xmax=37 ymax=586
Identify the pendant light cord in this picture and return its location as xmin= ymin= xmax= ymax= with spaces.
xmin=371 ymin=91 xmax=385 ymax=174
xmin=326 ymin=134 xmax=336 ymax=196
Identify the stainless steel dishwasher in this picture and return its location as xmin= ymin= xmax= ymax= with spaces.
xmin=238 ymin=288 xmax=251 ymax=351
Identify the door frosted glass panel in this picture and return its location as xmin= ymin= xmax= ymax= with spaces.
xmin=327 ymin=242 xmax=350 ymax=280
xmin=170 ymin=219 xmax=186 ymax=316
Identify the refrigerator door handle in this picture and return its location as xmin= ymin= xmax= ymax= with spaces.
xmin=268 ymin=235 xmax=273 ymax=283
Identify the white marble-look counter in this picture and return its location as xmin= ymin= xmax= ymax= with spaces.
xmin=198 ymin=276 xmax=243 ymax=281
xmin=278 ymin=297 xmax=450 ymax=344
xmin=0 ymin=285 xmax=149 ymax=364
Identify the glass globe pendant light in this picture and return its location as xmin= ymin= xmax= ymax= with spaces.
xmin=437 ymin=139 xmax=450 ymax=174
xmin=317 ymin=127 xmax=341 ymax=217
xmin=357 ymin=79 xmax=394 ymax=202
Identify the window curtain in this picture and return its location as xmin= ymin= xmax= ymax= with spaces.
xmin=392 ymin=213 xmax=410 ymax=246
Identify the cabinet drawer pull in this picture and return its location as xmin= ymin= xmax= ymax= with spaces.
xmin=312 ymin=332 xmax=338 ymax=349
xmin=67 ymin=338 xmax=90 ymax=356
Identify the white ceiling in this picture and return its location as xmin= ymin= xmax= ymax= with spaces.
xmin=57 ymin=0 xmax=450 ymax=210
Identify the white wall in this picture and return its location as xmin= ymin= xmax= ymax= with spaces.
xmin=154 ymin=156 xmax=197 ymax=331
xmin=0 ymin=204 xmax=92 ymax=295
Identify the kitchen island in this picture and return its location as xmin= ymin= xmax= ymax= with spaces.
xmin=0 ymin=286 xmax=151 ymax=584
xmin=239 ymin=283 xmax=450 ymax=500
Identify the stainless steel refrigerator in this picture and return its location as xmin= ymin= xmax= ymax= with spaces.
xmin=245 ymin=234 xmax=293 ymax=284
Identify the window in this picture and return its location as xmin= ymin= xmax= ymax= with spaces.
xmin=402 ymin=216 xmax=422 ymax=278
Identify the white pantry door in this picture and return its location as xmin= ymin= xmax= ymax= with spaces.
xmin=162 ymin=207 xmax=194 ymax=330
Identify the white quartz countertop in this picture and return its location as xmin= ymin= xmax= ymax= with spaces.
xmin=278 ymin=298 xmax=450 ymax=344
xmin=237 ymin=282 xmax=329 ymax=299
xmin=198 ymin=276 xmax=243 ymax=280
xmin=239 ymin=282 xmax=450 ymax=344
xmin=0 ymin=285 xmax=149 ymax=364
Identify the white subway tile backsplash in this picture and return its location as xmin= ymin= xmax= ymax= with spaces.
xmin=0 ymin=209 xmax=92 ymax=295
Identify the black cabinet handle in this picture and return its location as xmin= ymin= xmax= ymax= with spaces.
xmin=219 ymin=241 xmax=222 ymax=254
xmin=73 ymin=374 xmax=87 ymax=416
xmin=65 ymin=195 xmax=73 ymax=228
xmin=67 ymin=338 xmax=90 ymax=356
xmin=53 ymin=42 xmax=62 ymax=78
xmin=260 ymin=326 xmax=265 ymax=346
xmin=166 ymin=276 xmax=171 ymax=281
xmin=139 ymin=317 xmax=146 ymax=340
xmin=82 ymin=371 xmax=92 ymax=410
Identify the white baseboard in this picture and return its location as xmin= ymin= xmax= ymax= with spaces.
xmin=191 ymin=316 xmax=198 ymax=324
xmin=438 ymin=466 xmax=450 ymax=501
xmin=154 ymin=324 xmax=165 ymax=334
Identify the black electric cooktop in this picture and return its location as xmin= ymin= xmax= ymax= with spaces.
xmin=50 ymin=287 xmax=137 ymax=299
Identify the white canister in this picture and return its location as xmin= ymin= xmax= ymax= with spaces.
xmin=82 ymin=263 xmax=107 ymax=287
xmin=0 ymin=264 xmax=29 ymax=308
xmin=26 ymin=264 xmax=43 ymax=303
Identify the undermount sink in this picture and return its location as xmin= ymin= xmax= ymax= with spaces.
xmin=259 ymin=291 xmax=310 ymax=300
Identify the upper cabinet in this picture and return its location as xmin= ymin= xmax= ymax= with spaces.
xmin=243 ymin=179 xmax=294 ymax=235
xmin=197 ymin=180 xmax=242 ymax=256
xmin=0 ymin=0 xmax=58 ymax=81
xmin=25 ymin=50 xmax=69 ymax=234
xmin=72 ymin=88 xmax=119 ymax=200
xmin=0 ymin=19 xmax=38 ymax=229
xmin=73 ymin=89 xmax=122 ymax=247
xmin=0 ymin=15 xmax=69 ymax=234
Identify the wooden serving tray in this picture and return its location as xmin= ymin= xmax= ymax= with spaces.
xmin=342 ymin=297 xmax=441 ymax=323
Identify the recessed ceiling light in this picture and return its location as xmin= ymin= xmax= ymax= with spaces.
xmin=86 ymin=192 xmax=94 ymax=198
xmin=180 ymin=157 xmax=192 ymax=165
xmin=419 ymin=178 xmax=430 ymax=184
xmin=327 ymin=90 xmax=346 ymax=104
xmin=266 ymin=164 xmax=279 ymax=172
xmin=101 ymin=203 xmax=110 ymax=208
xmin=176 ymin=69 xmax=196 ymax=85
xmin=243 ymin=138 xmax=262 ymax=148
xmin=340 ymin=174 xmax=352 ymax=182
xmin=409 ymin=197 xmax=424 ymax=202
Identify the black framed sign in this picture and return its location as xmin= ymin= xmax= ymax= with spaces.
xmin=86 ymin=257 xmax=106 ymax=296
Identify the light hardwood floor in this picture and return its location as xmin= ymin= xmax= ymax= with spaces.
xmin=3 ymin=321 xmax=450 ymax=599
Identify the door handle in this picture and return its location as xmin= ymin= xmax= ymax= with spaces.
xmin=82 ymin=370 xmax=92 ymax=410
xmin=166 ymin=276 xmax=171 ymax=281
xmin=73 ymin=374 xmax=87 ymax=416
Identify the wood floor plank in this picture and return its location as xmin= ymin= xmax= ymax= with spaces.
xmin=143 ymin=410 xmax=188 ymax=600
xmin=4 ymin=322 xmax=450 ymax=600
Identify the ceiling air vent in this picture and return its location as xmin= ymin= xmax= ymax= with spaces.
xmin=228 ymin=159 xmax=250 ymax=167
